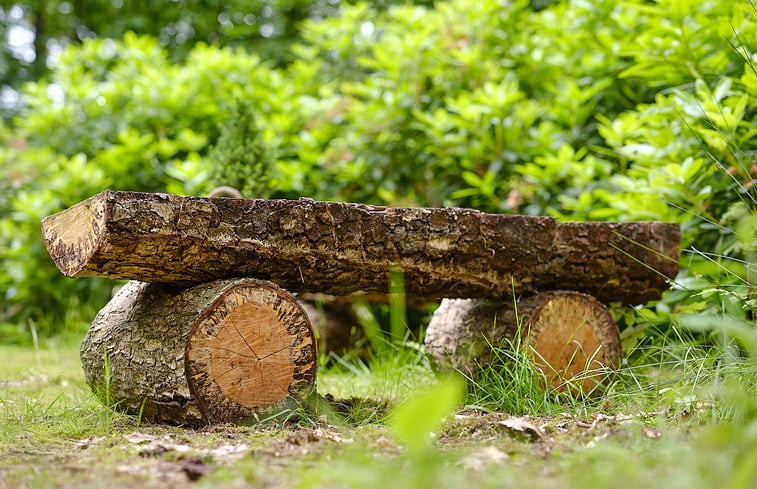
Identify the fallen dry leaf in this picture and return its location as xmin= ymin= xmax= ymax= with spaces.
xmin=499 ymin=417 xmax=545 ymax=439
xmin=135 ymin=436 xmax=193 ymax=458
xmin=314 ymin=428 xmax=353 ymax=444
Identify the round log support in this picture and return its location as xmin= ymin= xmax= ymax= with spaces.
xmin=80 ymin=278 xmax=317 ymax=425
xmin=424 ymin=291 xmax=622 ymax=392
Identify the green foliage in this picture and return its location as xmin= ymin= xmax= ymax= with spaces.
xmin=389 ymin=375 xmax=465 ymax=453
xmin=2 ymin=0 xmax=757 ymax=342
xmin=208 ymin=101 xmax=275 ymax=198
xmin=0 ymin=1 xmax=436 ymax=120
xmin=465 ymin=335 xmax=568 ymax=416
xmin=0 ymin=33 xmax=283 ymax=335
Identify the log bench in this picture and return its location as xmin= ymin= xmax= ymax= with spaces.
xmin=42 ymin=190 xmax=680 ymax=425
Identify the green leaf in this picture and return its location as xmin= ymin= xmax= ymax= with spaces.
xmin=390 ymin=376 xmax=465 ymax=454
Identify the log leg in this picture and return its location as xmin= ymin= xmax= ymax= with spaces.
xmin=81 ymin=278 xmax=317 ymax=425
xmin=424 ymin=291 xmax=622 ymax=392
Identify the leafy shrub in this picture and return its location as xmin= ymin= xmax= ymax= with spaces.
xmin=207 ymin=101 xmax=276 ymax=198
xmin=1 ymin=0 xmax=756 ymax=342
xmin=0 ymin=33 xmax=289 ymax=335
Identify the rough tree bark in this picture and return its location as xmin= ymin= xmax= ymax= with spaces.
xmin=424 ymin=291 xmax=622 ymax=392
xmin=80 ymin=278 xmax=317 ymax=425
xmin=42 ymin=190 xmax=680 ymax=304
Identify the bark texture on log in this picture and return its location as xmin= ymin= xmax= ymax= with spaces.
xmin=424 ymin=292 xmax=621 ymax=392
xmin=81 ymin=278 xmax=317 ymax=425
xmin=43 ymin=190 xmax=680 ymax=304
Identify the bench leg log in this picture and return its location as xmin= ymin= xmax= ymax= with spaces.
xmin=424 ymin=291 xmax=622 ymax=392
xmin=80 ymin=278 xmax=317 ymax=425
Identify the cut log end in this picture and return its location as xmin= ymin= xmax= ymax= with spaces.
xmin=425 ymin=291 xmax=621 ymax=393
xmin=41 ymin=191 xmax=108 ymax=277
xmin=81 ymin=278 xmax=317 ymax=426
xmin=186 ymin=282 xmax=317 ymax=423
xmin=523 ymin=292 xmax=621 ymax=391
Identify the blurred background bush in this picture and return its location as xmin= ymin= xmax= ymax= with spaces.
xmin=0 ymin=0 xmax=754 ymax=347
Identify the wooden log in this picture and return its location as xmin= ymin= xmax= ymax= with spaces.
xmin=42 ymin=190 xmax=680 ymax=304
xmin=424 ymin=292 xmax=621 ymax=392
xmin=80 ymin=278 xmax=317 ymax=425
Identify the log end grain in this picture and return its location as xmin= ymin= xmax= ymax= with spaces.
xmin=41 ymin=191 xmax=109 ymax=277
xmin=81 ymin=278 xmax=317 ymax=426
xmin=186 ymin=281 xmax=317 ymax=424
xmin=425 ymin=292 xmax=622 ymax=394
xmin=523 ymin=291 xmax=621 ymax=392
